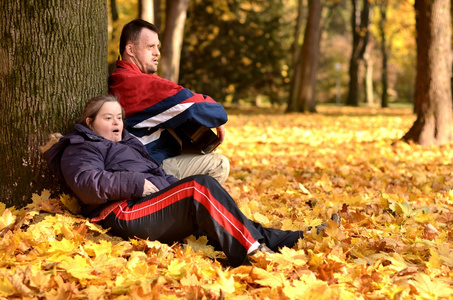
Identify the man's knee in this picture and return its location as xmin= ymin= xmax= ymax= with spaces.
xmin=209 ymin=154 xmax=230 ymax=185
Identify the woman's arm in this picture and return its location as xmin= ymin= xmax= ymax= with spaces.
xmin=60 ymin=143 xmax=145 ymax=205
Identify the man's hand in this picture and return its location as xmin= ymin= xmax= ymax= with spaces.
xmin=143 ymin=179 xmax=159 ymax=196
xmin=216 ymin=125 xmax=225 ymax=143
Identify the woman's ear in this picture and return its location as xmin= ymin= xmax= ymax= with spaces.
xmin=86 ymin=117 xmax=92 ymax=129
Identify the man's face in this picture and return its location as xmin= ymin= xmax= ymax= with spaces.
xmin=129 ymin=28 xmax=160 ymax=74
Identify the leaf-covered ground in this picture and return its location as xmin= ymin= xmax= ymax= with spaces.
xmin=2 ymin=106 xmax=453 ymax=299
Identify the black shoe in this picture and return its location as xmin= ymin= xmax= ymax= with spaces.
xmin=308 ymin=213 xmax=341 ymax=234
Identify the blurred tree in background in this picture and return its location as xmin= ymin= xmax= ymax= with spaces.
xmin=287 ymin=0 xmax=322 ymax=113
xmin=179 ymin=0 xmax=295 ymax=105
xmin=108 ymin=0 xmax=417 ymax=107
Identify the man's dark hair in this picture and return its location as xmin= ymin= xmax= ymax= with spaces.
xmin=119 ymin=19 xmax=159 ymax=56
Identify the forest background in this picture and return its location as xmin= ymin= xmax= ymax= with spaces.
xmin=1 ymin=0 xmax=453 ymax=298
xmin=108 ymin=0 xmax=416 ymax=109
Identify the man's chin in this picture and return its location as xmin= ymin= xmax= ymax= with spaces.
xmin=146 ymin=67 xmax=158 ymax=74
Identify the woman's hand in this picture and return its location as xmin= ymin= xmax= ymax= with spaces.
xmin=143 ymin=179 xmax=159 ymax=196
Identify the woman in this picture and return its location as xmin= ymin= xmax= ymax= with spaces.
xmin=44 ymin=95 xmax=340 ymax=267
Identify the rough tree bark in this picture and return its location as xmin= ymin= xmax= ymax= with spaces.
xmin=402 ymin=0 xmax=452 ymax=145
xmin=0 ymin=0 xmax=108 ymax=207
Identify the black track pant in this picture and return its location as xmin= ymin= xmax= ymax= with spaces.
xmin=100 ymin=175 xmax=303 ymax=266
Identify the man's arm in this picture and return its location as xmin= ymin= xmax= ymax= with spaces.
xmin=216 ymin=125 xmax=225 ymax=143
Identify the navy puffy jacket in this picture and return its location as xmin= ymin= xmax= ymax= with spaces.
xmin=44 ymin=124 xmax=179 ymax=217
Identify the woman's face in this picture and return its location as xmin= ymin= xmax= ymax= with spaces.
xmin=87 ymin=101 xmax=124 ymax=142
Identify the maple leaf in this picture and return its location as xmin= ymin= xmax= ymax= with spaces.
xmin=410 ymin=273 xmax=453 ymax=298
xmin=0 ymin=272 xmax=16 ymax=296
xmin=433 ymin=243 xmax=453 ymax=267
xmin=48 ymin=238 xmax=77 ymax=254
xmin=184 ymin=235 xmax=219 ymax=259
xmin=83 ymin=240 xmax=113 ymax=257
xmin=422 ymin=223 xmax=439 ymax=240
xmin=58 ymin=255 xmax=98 ymax=284
xmin=282 ymin=274 xmax=337 ymax=300
xmin=180 ymin=273 xmax=200 ymax=287
xmin=202 ymin=269 xmax=236 ymax=295
xmin=426 ymin=248 xmax=443 ymax=269
xmin=273 ymin=247 xmax=307 ymax=268
xmin=27 ymin=190 xmax=63 ymax=214
xmin=0 ymin=209 xmax=16 ymax=231
xmin=387 ymin=199 xmax=416 ymax=217
xmin=250 ymin=267 xmax=288 ymax=288
xmin=166 ymin=259 xmax=187 ymax=279
xmin=59 ymin=194 xmax=81 ymax=215
xmin=298 ymin=182 xmax=311 ymax=195
xmin=4 ymin=268 xmax=34 ymax=297
xmin=253 ymin=212 xmax=270 ymax=225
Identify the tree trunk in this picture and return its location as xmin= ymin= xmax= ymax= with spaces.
xmin=153 ymin=0 xmax=162 ymax=30
xmin=379 ymin=1 xmax=389 ymax=108
xmin=402 ymin=0 xmax=452 ymax=145
xmin=111 ymin=0 xmax=119 ymax=21
xmin=139 ymin=0 xmax=155 ymax=23
xmin=364 ymin=51 xmax=374 ymax=106
xmin=296 ymin=0 xmax=322 ymax=113
xmin=160 ymin=0 xmax=190 ymax=82
xmin=287 ymin=0 xmax=305 ymax=113
xmin=346 ymin=0 xmax=371 ymax=106
xmin=0 ymin=0 xmax=108 ymax=207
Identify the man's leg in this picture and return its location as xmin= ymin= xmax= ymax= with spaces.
xmin=161 ymin=153 xmax=230 ymax=184
xmin=250 ymin=221 xmax=303 ymax=252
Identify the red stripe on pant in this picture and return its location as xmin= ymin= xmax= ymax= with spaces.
xmin=111 ymin=179 xmax=257 ymax=251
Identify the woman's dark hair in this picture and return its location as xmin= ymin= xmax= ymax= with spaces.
xmin=119 ymin=19 xmax=160 ymax=56
xmin=79 ymin=95 xmax=125 ymax=127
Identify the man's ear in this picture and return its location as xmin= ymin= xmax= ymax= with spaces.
xmin=125 ymin=43 xmax=134 ymax=57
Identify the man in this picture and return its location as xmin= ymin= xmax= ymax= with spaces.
xmin=108 ymin=19 xmax=230 ymax=184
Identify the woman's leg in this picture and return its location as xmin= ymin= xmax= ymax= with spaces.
xmin=100 ymin=175 xmax=262 ymax=266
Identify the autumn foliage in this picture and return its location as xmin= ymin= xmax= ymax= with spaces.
xmin=1 ymin=106 xmax=453 ymax=299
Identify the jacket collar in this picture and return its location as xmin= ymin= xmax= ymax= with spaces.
xmin=73 ymin=123 xmax=135 ymax=143
xmin=115 ymin=60 xmax=142 ymax=73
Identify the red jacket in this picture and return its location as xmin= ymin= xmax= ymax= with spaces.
xmin=108 ymin=60 xmax=228 ymax=164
